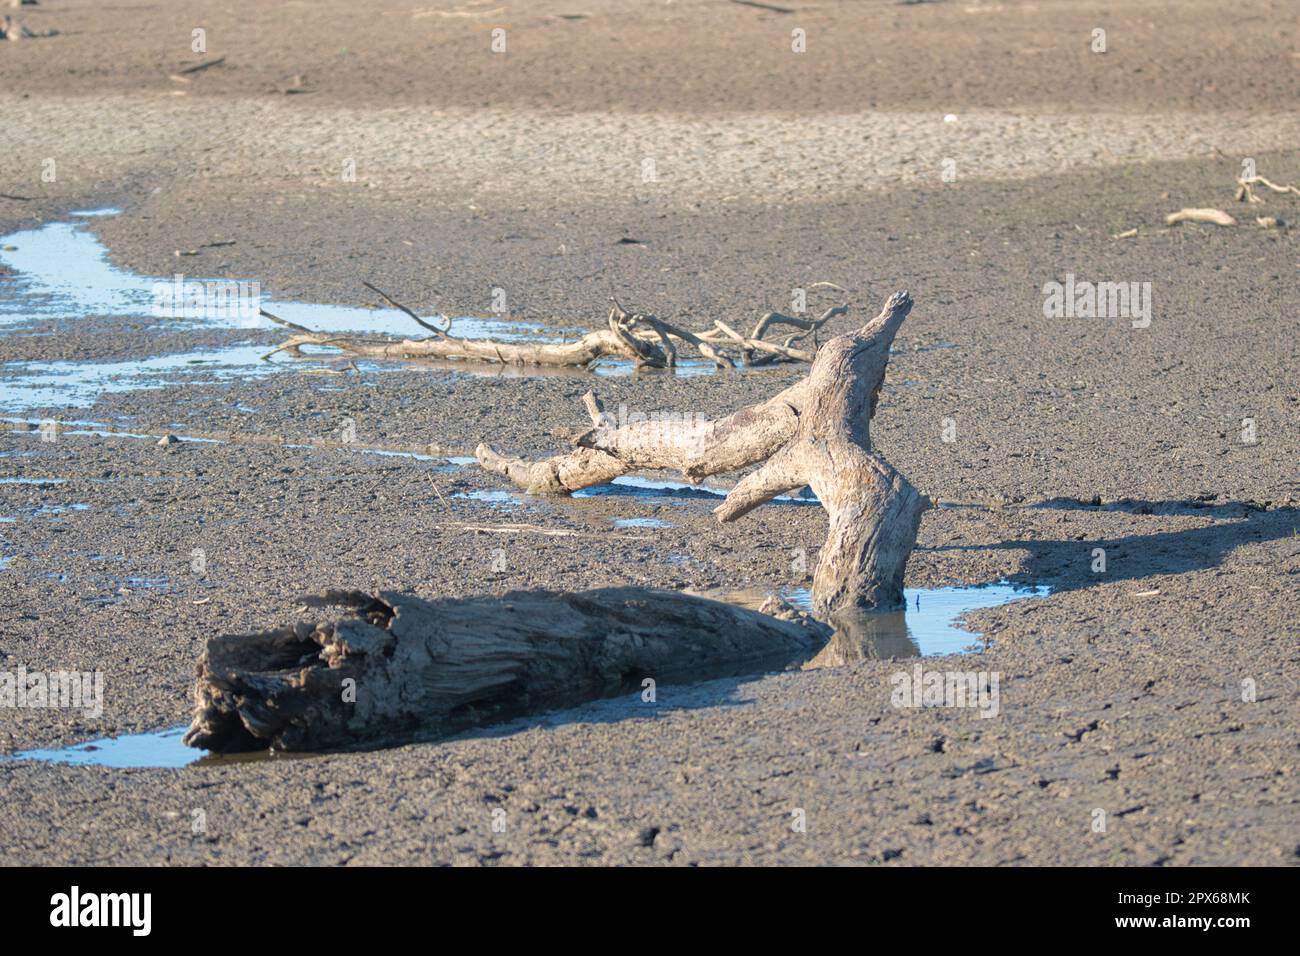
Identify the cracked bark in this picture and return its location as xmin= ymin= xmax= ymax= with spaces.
xmin=184 ymin=587 xmax=827 ymax=753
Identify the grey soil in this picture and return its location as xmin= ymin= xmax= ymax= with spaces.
xmin=0 ymin=0 xmax=1296 ymax=865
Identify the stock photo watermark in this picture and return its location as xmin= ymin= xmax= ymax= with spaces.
xmin=0 ymin=667 xmax=103 ymax=718
xmin=1043 ymin=274 xmax=1151 ymax=328
xmin=151 ymin=274 xmax=261 ymax=321
xmin=890 ymin=664 xmax=1000 ymax=719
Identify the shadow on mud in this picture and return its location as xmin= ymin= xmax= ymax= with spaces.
xmin=935 ymin=499 xmax=1298 ymax=593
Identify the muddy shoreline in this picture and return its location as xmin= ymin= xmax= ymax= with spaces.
xmin=0 ymin=0 xmax=1296 ymax=865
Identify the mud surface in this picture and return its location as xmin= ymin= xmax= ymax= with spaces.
xmin=0 ymin=0 xmax=1296 ymax=865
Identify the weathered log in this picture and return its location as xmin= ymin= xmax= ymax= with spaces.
xmin=476 ymin=292 xmax=930 ymax=615
xmin=266 ymin=315 xmax=669 ymax=368
xmin=184 ymin=587 xmax=828 ymax=753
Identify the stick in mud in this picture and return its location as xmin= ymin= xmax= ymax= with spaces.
xmin=184 ymin=588 xmax=827 ymax=753
xmin=478 ymin=291 xmax=930 ymax=616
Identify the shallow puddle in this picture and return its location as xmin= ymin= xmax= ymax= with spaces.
xmin=785 ymin=580 xmax=1052 ymax=658
xmin=0 ymin=345 xmax=283 ymax=411
xmin=0 ymin=724 xmax=297 ymax=770
xmin=6 ymin=725 xmax=199 ymax=768
xmin=0 ymin=209 xmax=729 ymax=406
xmin=610 ymin=516 xmax=672 ymax=528
xmin=0 ymin=212 xmax=566 ymax=340
xmin=574 ymin=475 xmax=818 ymax=504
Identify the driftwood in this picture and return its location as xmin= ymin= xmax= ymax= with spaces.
xmin=184 ymin=587 xmax=827 ymax=753
xmin=478 ymin=291 xmax=929 ymax=616
xmin=477 ymin=379 xmax=811 ymax=494
xmin=1165 ymin=208 xmax=1236 ymax=227
xmin=182 ymin=294 xmax=927 ymax=754
xmin=264 ymin=282 xmax=848 ymax=371
xmin=1235 ymin=175 xmax=1300 ymax=204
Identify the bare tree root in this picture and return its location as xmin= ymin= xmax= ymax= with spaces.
xmin=265 ymin=282 xmax=850 ymax=371
xmin=1236 ymin=175 xmax=1300 ymax=204
xmin=184 ymin=587 xmax=828 ymax=753
xmin=478 ymin=292 xmax=930 ymax=616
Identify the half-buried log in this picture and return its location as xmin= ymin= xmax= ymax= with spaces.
xmin=184 ymin=587 xmax=828 ymax=753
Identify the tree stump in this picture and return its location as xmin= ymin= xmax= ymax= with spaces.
xmin=478 ymin=291 xmax=930 ymax=615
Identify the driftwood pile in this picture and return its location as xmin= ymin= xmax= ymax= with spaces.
xmin=186 ymin=291 xmax=928 ymax=753
xmin=1162 ymin=170 xmax=1300 ymax=231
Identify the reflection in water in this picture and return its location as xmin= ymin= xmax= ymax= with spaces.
xmin=754 ymin=580 xmax=1050 ymax=659
xmin=804 ymin=609 xmax=919 ymax=666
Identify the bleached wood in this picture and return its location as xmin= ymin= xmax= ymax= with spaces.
xmin=477 ymin=291 xmax=929 ymax=616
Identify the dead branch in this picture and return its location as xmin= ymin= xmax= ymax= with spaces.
xmin=1166 ymin=208 xmax=1236 ymax=226
xmin=361 ymin=280 xmax=450 ymax=335
xmin=184 ymin=587 xmax=828 ymax=753
xmin=1236 ymin=175 xmax=1300 ymax=204
xmin=266 ymin=282 xmax=851 ymax=371
xmin=477 ymin=377 xmax=810 ymax=494
xmin=175 ymin=55 xmax=225 ymax=75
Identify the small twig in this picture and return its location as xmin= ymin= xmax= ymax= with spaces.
xmin=425 ymin=472 xmax=450 ymax=508
xmin=362 ymin=280 xmax=451 ymax=335
xmin=750 ymin=302 xmax=846 ymax=341
xmin=729 ymin=0 xmax=795 ymax=12
xmin=175 ymin=56 xmax=226 ymax=75
xmin=259 ymin=307 xmax=315 ymax=334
